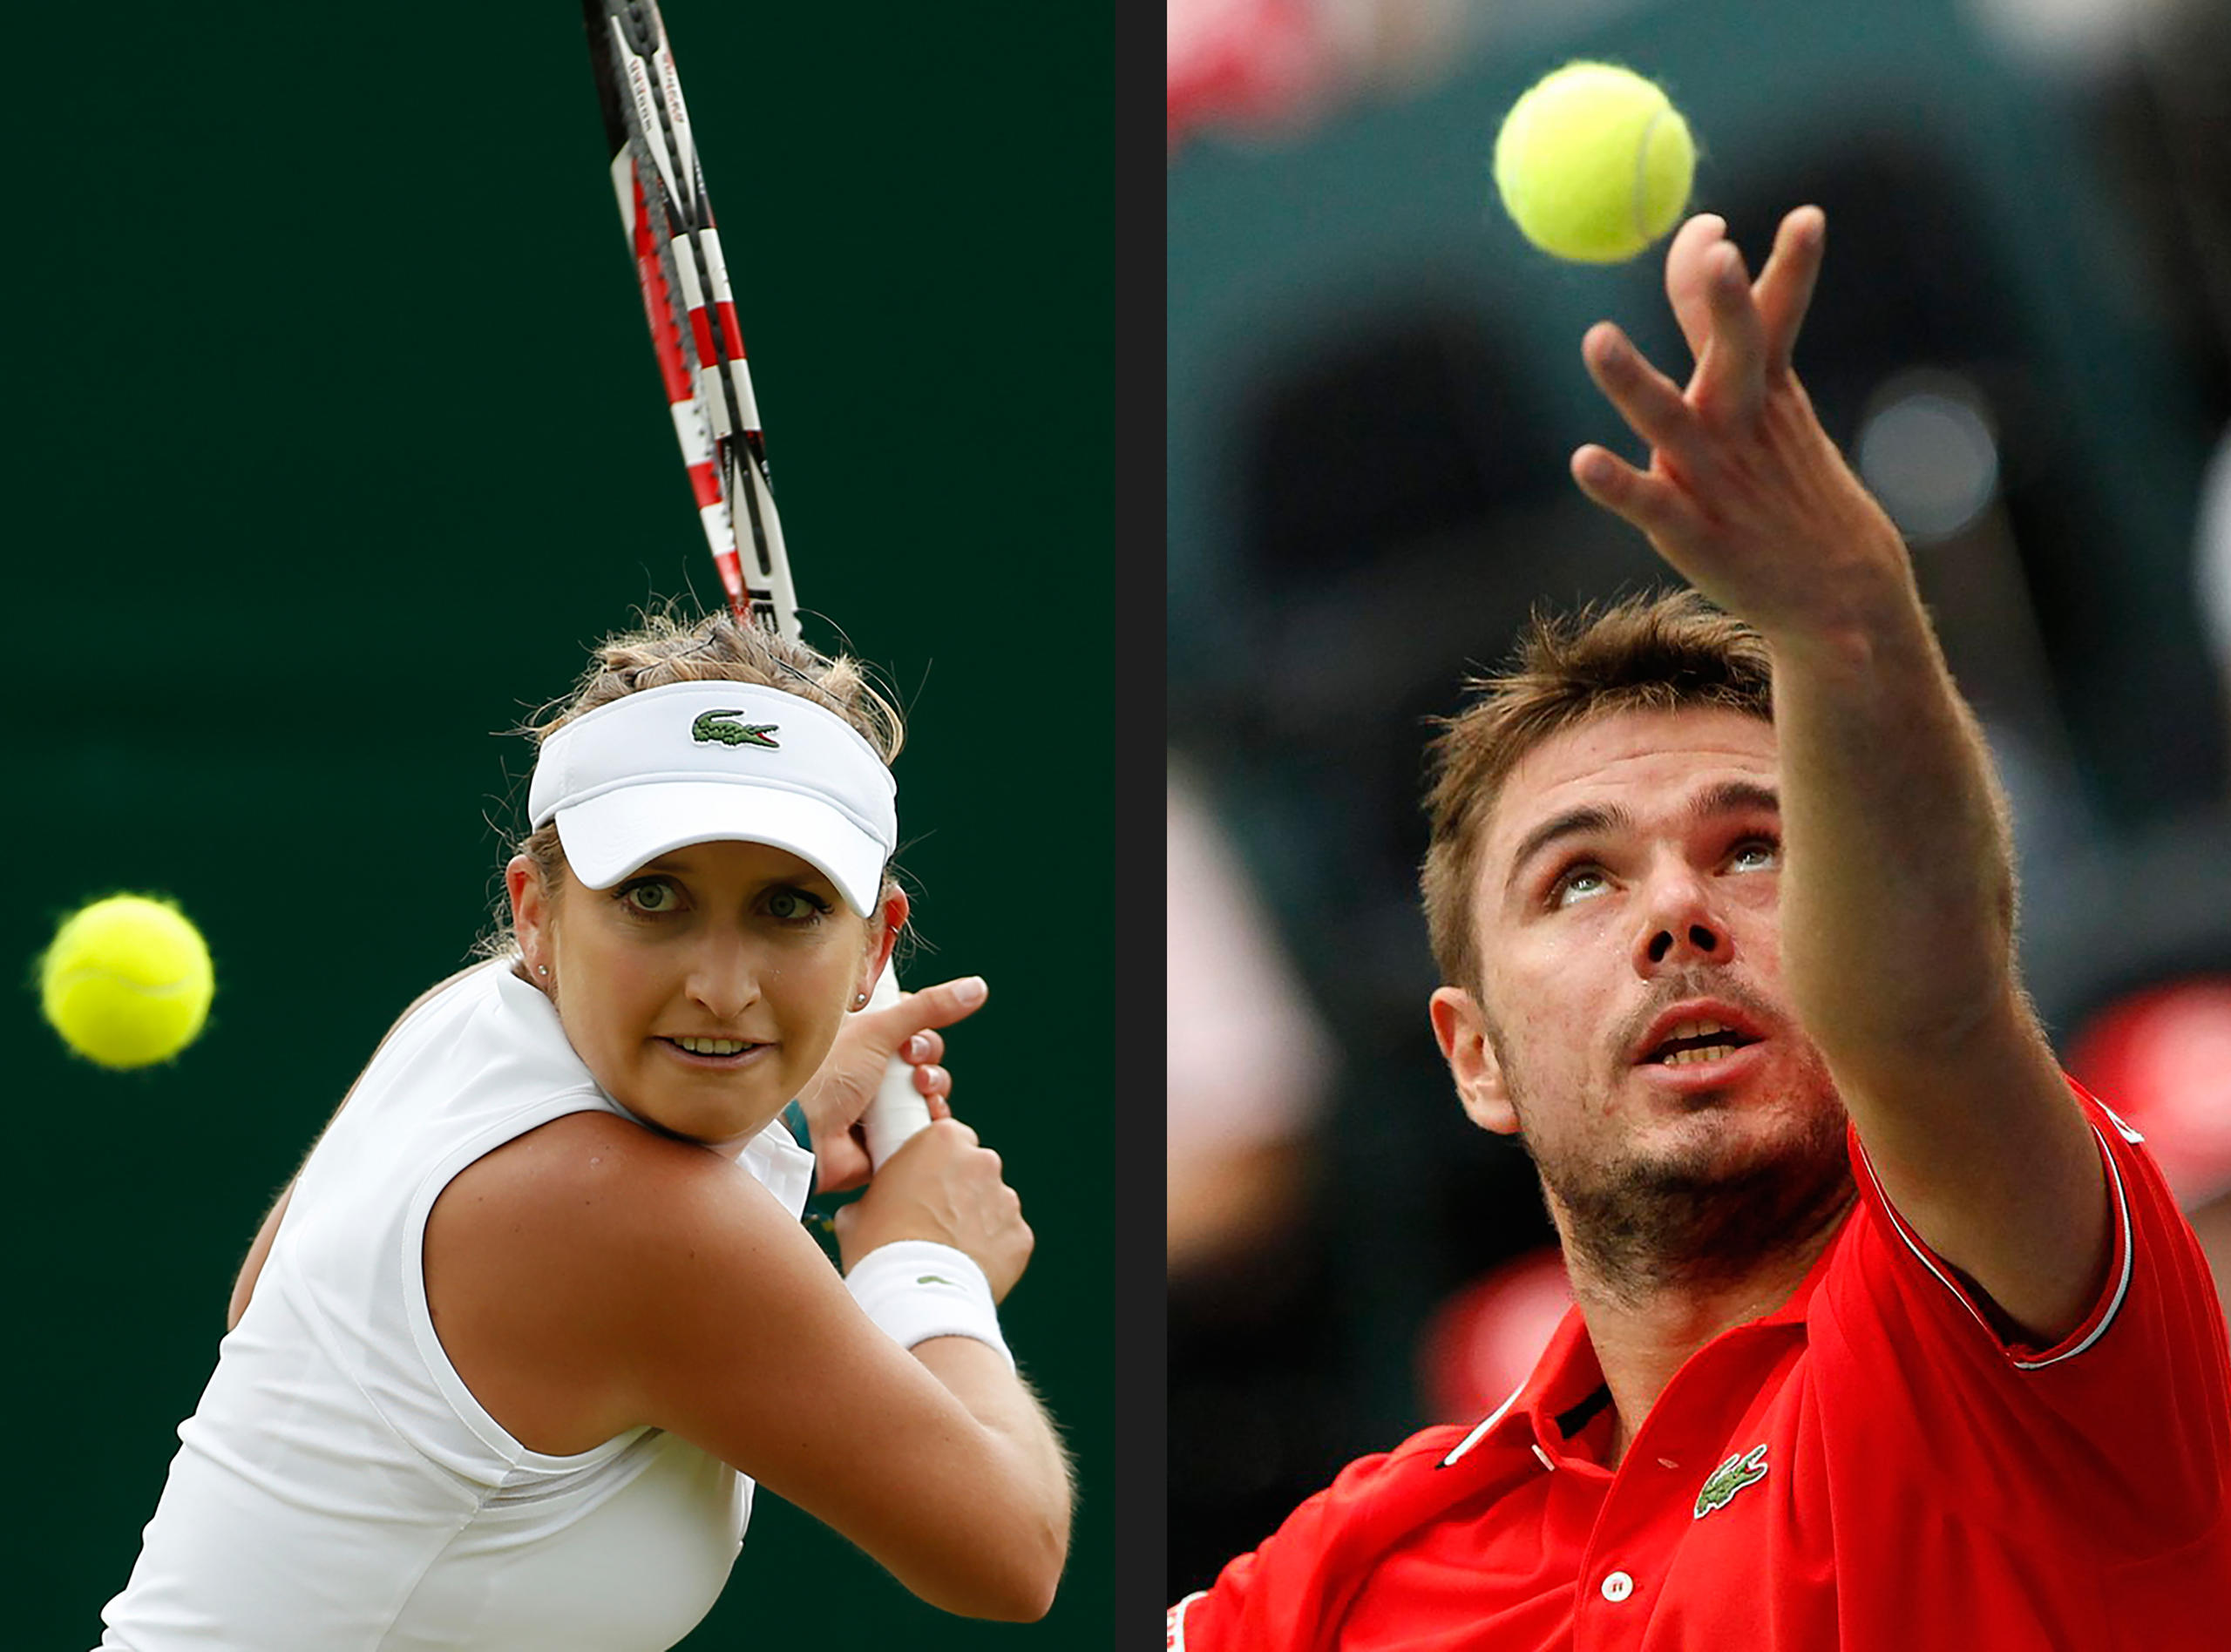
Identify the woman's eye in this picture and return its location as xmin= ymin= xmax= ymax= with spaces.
xmin=765 ymin=888 xmax=829 ymax=922
xmin=1550 ymin=866 xmax=1610 ymax=907
xmin=621 ymin=879 xmax=676 ymax=913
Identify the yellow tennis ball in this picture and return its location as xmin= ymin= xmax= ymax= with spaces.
xmin=1494 ymin=62 xmax=1695 ymax=263
xmin=39 ymin=895 xmax=214 ymax=1070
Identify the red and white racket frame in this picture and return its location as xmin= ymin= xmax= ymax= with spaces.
xmin=585 ymin=0 xmax=926 ymax=1167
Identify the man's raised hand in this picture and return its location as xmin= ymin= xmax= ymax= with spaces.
xmin=1569 ymin=205 xmax=1910 ymax=641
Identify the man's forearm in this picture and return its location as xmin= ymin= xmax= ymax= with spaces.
xmin=1766 ymin=569 xmax=2022 ymax=1072
xmin=1571 ymin=208 xmax=2106 ymax=1336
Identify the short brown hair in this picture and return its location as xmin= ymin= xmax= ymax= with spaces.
xmin=484 ymin=605 xmax=905 ymax=955
xmin=1419 ymin=588 xmax=1773 ymax=992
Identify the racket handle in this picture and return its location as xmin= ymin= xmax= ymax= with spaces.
xmin=862 ymin=965 xmax=931 ymax=1168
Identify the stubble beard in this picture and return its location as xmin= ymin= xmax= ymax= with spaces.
xmin=1505 ymin=1038 xmax=1857 ymax=1306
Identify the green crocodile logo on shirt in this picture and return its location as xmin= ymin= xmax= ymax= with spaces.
xmin=1693 ymin=1445 xmax=1769 ymax=1519
xmin=691 ymin=709 xmax=780 ymax=749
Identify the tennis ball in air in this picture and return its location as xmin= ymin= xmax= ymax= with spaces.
xmin=38 ymin=895 xmax=214 ymax=1070
xmin=1494 ymin=62 xmax=1695 ymax=263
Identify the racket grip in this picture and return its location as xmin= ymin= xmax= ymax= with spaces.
xmin=861 ymin=966 xmax=931 ymax=1168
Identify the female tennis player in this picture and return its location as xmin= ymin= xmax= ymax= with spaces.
xmin=95 ymin=611 xmax=1070 ymax=1649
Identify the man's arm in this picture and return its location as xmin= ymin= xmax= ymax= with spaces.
xmin=1570 ymin=206 xmax=2106 ymax=1343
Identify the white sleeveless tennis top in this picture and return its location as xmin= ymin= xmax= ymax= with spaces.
xmin=97 ymin=958 xmax=817 ymax=1651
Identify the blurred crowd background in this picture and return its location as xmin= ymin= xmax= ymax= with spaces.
xmin=1168 ymin=0 xmax=2231 ymax=1601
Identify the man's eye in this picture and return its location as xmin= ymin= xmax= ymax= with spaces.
xmin=1551 ymin=866 xmax=1610 ymax=907
xmin=1729 ymin=839 xmax=1780 ymax=872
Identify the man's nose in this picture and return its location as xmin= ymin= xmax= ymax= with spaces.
xmin=1634 ymin=870 xmax=1732 ymax=972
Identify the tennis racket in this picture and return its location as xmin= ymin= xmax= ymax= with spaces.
xmin=583 ymin=0 xmax=927 ymax=1168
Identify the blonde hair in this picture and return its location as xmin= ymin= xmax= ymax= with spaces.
xmin=484 ymin=606 xmax=905 ymax=955
xmin=1419 ymin=588 xmax=1773 ymax=993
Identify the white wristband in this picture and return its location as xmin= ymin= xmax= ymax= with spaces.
xmin=844 ymin=1241 xmax=1015 ymax=1372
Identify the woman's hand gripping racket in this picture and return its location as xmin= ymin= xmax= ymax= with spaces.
xmin=584 ymin=0 xmax=927 ymax=1168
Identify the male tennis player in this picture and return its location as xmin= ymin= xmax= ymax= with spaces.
xmin=1168 ymin=206 xmax=2231 ymax=1649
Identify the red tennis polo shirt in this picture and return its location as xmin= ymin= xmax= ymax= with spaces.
xmin=1170 ymin=1083 xmax=2231 ymax=1649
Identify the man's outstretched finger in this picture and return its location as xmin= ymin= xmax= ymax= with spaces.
xmin=1583 ymin=322 xmax=1698 ymax=460
xmin=1753 ymin=205 xmax=1825 ymax=380
xmin=1696 ymin=240 xmax=1768 ymax=422
xmin=1664 ymin=213 xmax=1729 ymax=367
xmin=1571 ymin=444 xmax=1692 ymax=545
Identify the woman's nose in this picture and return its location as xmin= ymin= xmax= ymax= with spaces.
xmin=686 ymin=936 xmax=763 ymax=1019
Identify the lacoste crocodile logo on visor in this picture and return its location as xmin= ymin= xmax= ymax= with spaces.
xmin=691 ymin=709 xmax=781 ymax=749
xmin=1693 ymin=1445 xmax=1769 ymax=1519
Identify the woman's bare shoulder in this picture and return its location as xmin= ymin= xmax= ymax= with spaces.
xmin=437 ymin=1110 xmax=810 ymax=1229
xmin=423 ymin=1109 xmax=812 ymax=1454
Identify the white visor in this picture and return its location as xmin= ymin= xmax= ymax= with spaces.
xmin=527 ymin=680 xmax=897 ymax=914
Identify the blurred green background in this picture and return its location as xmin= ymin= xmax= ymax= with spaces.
xmin=5 ymin=3 xmax=1110 ymax=1642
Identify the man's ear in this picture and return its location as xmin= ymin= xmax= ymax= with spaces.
xmin=1429 ymin=985 xmax=1519 ymax=1136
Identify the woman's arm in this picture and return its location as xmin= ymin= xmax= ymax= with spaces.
xmin=424 ymin=1111 xmax=1071 ymax=1621
xmin=907 ymin=1336 xmax=1073 ymax=1611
